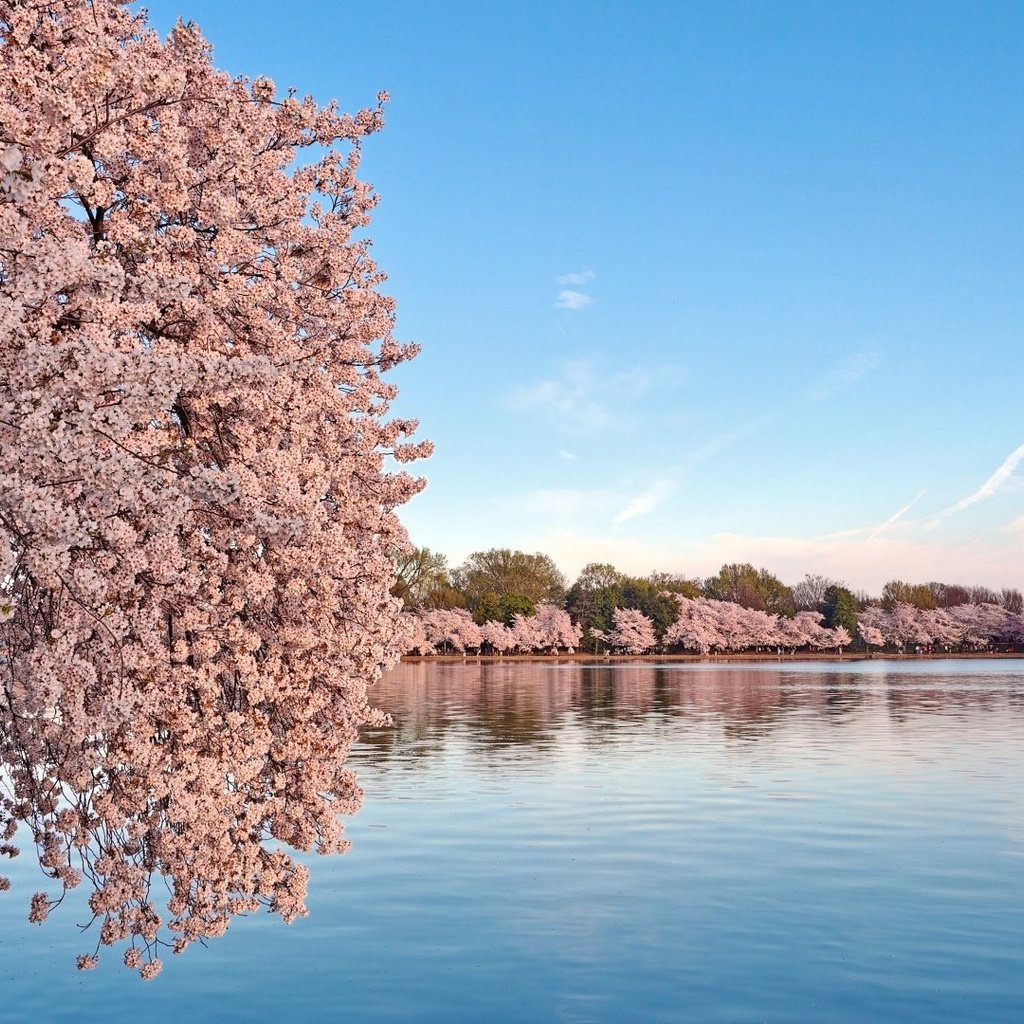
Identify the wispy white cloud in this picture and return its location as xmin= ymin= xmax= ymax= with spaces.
xmin=931 ymin=441 xmax=1024 ymax=525
xmin=556 ymin=289 xmax=593 ymax=310
xmin=807 ymin=350 xmax=881 ymax=400
xmin=613 ymin=479 xmax=675 ymax=525
xmin=556 ymin=269 xmax=595 ymax=286
xmin=510 ymin=360 xmax=611 ymax=429
xmin=520 ymin=487 xmax=611 ymax=518
xmin=509 ymin=358 xmax=653 ymax=432
xmin=867 ymin=489 xmax=926 ymax=541
xmin=554 ymin=269 xmax=595 ymax=309
xmin=558 ymin=449 xmax=576 ymax=461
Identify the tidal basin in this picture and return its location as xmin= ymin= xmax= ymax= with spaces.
xmin=2 ymin=659 xmax=1022 ymax=1022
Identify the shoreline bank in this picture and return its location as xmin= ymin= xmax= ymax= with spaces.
xmin=401 ymin=650 xmax=1024 ymax=665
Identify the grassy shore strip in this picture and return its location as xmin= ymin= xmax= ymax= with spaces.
xmin=402 ymin=651 xmax=1024 ymax=665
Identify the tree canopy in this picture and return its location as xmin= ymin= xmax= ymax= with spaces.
xmin=792 ymin=574 xmax=837 ymax=612
xmin=881 ymin=580 xmax=938 ymax=610
xmin=822 ymin=584 xmax=859 ymax=635
xmin=391 ymin=546 xmax=451 ymax=608
xmin=703 ymin=563 xmax=796 ymax=617
xmin=453 ymin=549 xmax=566 ymax=618
xmin=0 ymin=0 xmax=427 ymax=977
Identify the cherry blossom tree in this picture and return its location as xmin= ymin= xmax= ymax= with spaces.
xmin=883 ymin=603 xmax=931 ymax=651
xmin=529 ymin=604 xmax=582 ymax=653
xmin=1006 ymin=612 xmax=1024 ymax=646
xmin=950 ymin=602 xmax=1012 ymax=649
xmin=857 ymin=606 xmax=887 ymax=653
xmin=773 ymin=614 xmax=807 ymax=653
xmin=479 ymin=618 xmax=515 ymax=655
xmin=419 ymin=608 xmax=481 ymax=653
xmin=1 ymin=1 xmax=428 ymax=977
xmin=853 ymin=602 xmax=1022 ymax=654
xmin=399 ymin=611 xmax=434 ymax=656
xmin=664 ymin=596 xmax=725 ymax=654
xmin=743 ymin=606 xmax=782 ymax=650
xmin=857 ymin=621 xmax=886 ymax=653
xmin=406 ymin=606 xmax=578 ymax=657
xmin=605 ymin=607 xmax=657 ymax=655
xmin=920 ymin=607 xmax=957 ymax=651
xmin=830 ymin=625 xmax=852 ymax=652
xmin=792 ymin=611 xmax=833 ymax=651
xmin=510 ymin=611 xmax=544 ymax=654
xmin=709 ymin=600 xmax=743 ymax=651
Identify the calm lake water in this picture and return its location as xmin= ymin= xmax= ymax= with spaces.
xmin=2 ymin=659 xmax=1023 ymax=1022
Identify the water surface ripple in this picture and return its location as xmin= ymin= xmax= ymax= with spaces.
xmin=1 ymin=660 xmax=1022 ymax=1023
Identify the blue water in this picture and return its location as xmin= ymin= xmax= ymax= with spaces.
xmin=2 ymin=660 xmax=1023 ymax=1022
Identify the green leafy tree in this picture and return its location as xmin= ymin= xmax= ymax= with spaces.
xmin=880 ymin=580 xmax=937 ymax=610
xmin=566 ymin=566 xmax=699 ymax=645
xmin=472 ymin=591 xmax=536 ymax=625
xmin=703 ymin=563 xmax=795 ymax=617
xmin=391 ymin=546 xmax=451 ymax=608
xmin=422 ymin=583 xmax=469 ymax=610
xmin=453 ymin=549 xmax=565 ymax=617
xmin=822 ymin=584 xmax=858 ymax=635
xmin=619 ymin=577 xmax=680 ymax=640
xmin=565 ymin=563 xmax=624 ymax=642
xmin=646 ymin=572 xmax=703 ymax=598
xmin=926 ymin=581 xmax=971 ymax=608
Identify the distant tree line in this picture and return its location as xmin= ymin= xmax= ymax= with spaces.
xmin=392 ymin=548 xmax=1024 ymax=657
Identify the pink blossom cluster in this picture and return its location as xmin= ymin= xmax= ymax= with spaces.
xmin=416 ymin=608 xmax=484 ymax=653
xmin=661 ymin=597 xmax=851 ymax=654
xmin=594 ymin=607 xmax=659 ymax=655
xmin=403 ymin=604 xmax=582 ymax=655
xmin=1 ymin=0 xmax=427 ymax=978
xmin=400 ymin=595 xmax=1024 ymax=660
xmin=857 ymin=602 xmax=1023 ymax=652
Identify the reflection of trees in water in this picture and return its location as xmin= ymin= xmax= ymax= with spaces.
xmin=882 ymin=674 xmax=1012 ymax=723
xmin=576 ymin=667 xmax=618 ymax=728
xmin=359 ymin=664 xmax=844 ymax=759
xmin=822 ymin=674 xmax=868 ymax=722
xmin=701 ymin=672 xmax=798 ymax=742
xmin=360 ymin=663 xmax=1024 ymax=764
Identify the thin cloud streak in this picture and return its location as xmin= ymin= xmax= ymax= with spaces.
xmin=932 ymin=441 xmax=1024 ymax=525
xmin=867 ymin=489 xmax=926 ymax=541
xmin=681 ymin=415 xmax=776 ymax=467
xmin=613 ymin=479 xmax=675 ymax=525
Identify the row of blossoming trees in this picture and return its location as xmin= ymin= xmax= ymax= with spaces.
xmin=857 ymin=602 xmax=1023 ymax=652
xmin=395 ymin=548 xmax=1024 ymax=658
xmin=400 ymin=594 xmax=1024 ymax=658
xmin=399 ymin=599 xmax=852 ymax=656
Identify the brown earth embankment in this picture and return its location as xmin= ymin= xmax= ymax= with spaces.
xmin=402 ymin=650 xmax=1024 ymax=665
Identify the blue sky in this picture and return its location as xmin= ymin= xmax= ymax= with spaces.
xmin=142 ymin=0 xmax=1024 ymax=593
